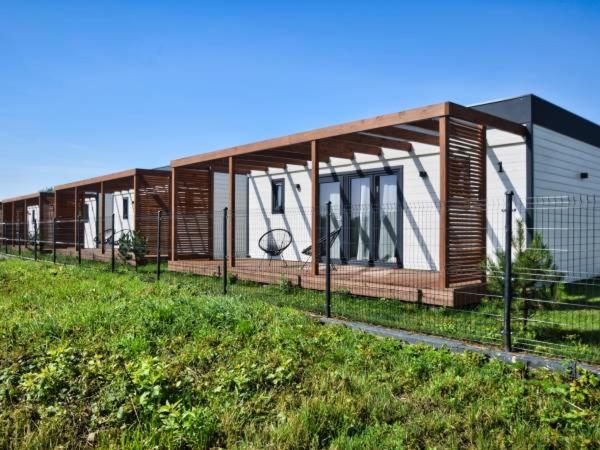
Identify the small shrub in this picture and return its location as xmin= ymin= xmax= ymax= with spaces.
xmin=486 ymin=219 xmax=563 ymax=327
xmin=117 ymin=231 xmax=148 ymax=269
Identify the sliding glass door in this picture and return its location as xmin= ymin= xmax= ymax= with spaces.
xmin=376 ymin=174 xmax=399 ymax=264
xmin=349 ymin=172 xmax=401 ymax=265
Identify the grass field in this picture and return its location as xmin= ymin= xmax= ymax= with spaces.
xmin=4 ymin=246 xmax=600 ymax=365
xmin=0 ymin=258 xmax=599 ymax=448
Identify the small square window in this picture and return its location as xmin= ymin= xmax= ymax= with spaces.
xmin=271 ymin=179 xmax=285 ymax=214
xmin=123 ymin=198 xmax=129 ymax=219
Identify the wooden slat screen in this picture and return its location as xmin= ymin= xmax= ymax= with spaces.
xmin=136 ymin=171 xmax=171 ymax=257
xmin=14 ymin=203 xmax=26 ymax=243
xmin=55 ymin=190 xmax=75 ymax=246
xmin=40 ymin=193 xmax=55 ymax=247
xmin=446 ymin=119 xmax=486 ymax=285
xmin=175 ymin=168 xmax=212 ymax=258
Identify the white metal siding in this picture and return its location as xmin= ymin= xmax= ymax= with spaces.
xmin=213 ymin=172 xmax=249 ymax=258
xmin=533 ymin=125 xmax=600 ymax=279
xmin=247 ymin=130 xmax=527 ymax=269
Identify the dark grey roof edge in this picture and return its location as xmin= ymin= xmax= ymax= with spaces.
xmin=470 ymin=94 xmax=600 ymax=148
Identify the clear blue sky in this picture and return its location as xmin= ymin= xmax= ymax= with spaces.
xmin=1 ymin=0 xmax=599 ymax=198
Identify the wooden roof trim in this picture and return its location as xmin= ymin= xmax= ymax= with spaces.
xmin=171 ymin=101 xmax=526 ymax=168
xmin=171 ymin=102 xmax=448 ymax=167
xmin=1 ymin=192 xmax=43 ymax=203
xmin=53 ymin=168 xmax=167 ymax=191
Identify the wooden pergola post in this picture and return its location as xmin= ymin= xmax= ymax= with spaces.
xmin=311 ymin=140 xmax=320 ymax=276
xmin=11 ymin=202 xmax=15 ymax=245
xmin=228 ymin=156 xmax=236 ymax=268
xmin=170 ymin=168 xmax=177 ymax=261
xmin=439 ymin=116 xmax=449 ymax=289
xmin=480 ymin=125 xmax=488 ymax=283
xmin=73 ymin=187 xmax=78 ymax=249
xmin=100 ymin=182 xmax=105 ymax=253
xmin=133 ymin=173 xmax=138 ymax=231
xmin=23 ymin=200 xmax=27 ymax=243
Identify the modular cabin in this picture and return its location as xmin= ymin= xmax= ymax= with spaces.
xmin=53 ymin=168 xmax=171 ymax=261
xmin=0 ymin=191 xmax=55 ymax=249
xmin=167 ymin=95 xmax=600 ymax=306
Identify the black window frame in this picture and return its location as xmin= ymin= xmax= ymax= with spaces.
xmin=319 ymin=166 xmax=403 ymax=268
xmin=271 ymin=179 xmax=285 ymax=214
xmin=122 ymin=197 xmax=129 ymax=220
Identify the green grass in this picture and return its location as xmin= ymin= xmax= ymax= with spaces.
xmin=0 ymin=259 xmax=599 ymax=448
xmin=3 ymin=246 xmax=600 ymax=363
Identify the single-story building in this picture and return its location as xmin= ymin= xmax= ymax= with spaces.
xmin=166 ymin=95 xmax=600 ymax=305
xmin=53 ymin=168 xmax=171 ymax=260
xmin=0 ymin=191 xmax=55 ymax=249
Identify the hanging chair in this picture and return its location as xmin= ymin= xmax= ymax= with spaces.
xmin=258 ymin=228 xmax=293 ymax=266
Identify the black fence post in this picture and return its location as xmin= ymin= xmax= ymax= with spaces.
xmin=53 ymin=218 xmax=57 ymax=264
xmin=503 ymin=191 xmax=514 ymax=352
xmin=223 ymin=207 xmax=228 ymax=295
xmin=17 ymin=223 xmax=21 ymax=256
xmin=3 ymin=223 xmax=7 ymax=253
xmin=33 ymin=218 xmax=38 ymax=261
xmin=325 ymin=201 xmax=332 ymax=318
xmin=77 ymin=215 xmax=82 ymax=265
xmin=156 ymin=210 xmax=162 ymax=281
xmin=111 ymin=214 xmax=115 ymax=272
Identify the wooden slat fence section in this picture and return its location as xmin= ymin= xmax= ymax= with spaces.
xmin=55 ymin=190 xmax=75 ymax=247
xmin=136 ymin=171 xmax=171 ymax=257
xmin=446 ymin=119 xmax=486 ymax=285
xmin=174 ymin=168 xmax=212 ymax=258
xmin=40 ymin=193 xmax=55 ymax=247
xmin=14 ymin=203 xmax=26 ymax=244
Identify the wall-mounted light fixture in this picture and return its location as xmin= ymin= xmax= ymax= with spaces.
xmin=419 ymin=171 xmax=428 ymax=178
xmin=295 ymin=183 xmax=301 ymax=191
xmin=497 ymin=162 xmax=504 ymax=173
xmin=580 ymin=172 xmax=589 ymax=179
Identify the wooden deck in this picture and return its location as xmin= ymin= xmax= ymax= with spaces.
xmin=168 ymin=258 xmax=485 ymax=307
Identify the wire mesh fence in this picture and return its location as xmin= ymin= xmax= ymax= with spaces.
xmin=1 ymin=195 xmax=599 ymax=365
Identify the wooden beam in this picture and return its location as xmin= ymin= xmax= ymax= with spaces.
xmin=244 ymin=153 xmax=308 ymax=166
xmin=370 ymin=126 xmax=439 ymax=146
xmin=205 ymin=162 xmax=259 ymax=174
xmin=408 ymin=119 xmax=439 ymax=132
xmin=228 ymin=157 xmax=235 ymax=268
xmin=311 ymin=141 xmax=319 ymax=276
xmin=171 ymin=102 xmax=448 ymax=167
xmin=447 ymin=102 xmax=528 ymax=136
xmin=334 ymin=133 xmax=412 ymax=151
xmin=321 ymin=139 xmax=383 ymax=157
xmin=236 ymin=156 xmax=287 ymax=169
xmin=439 ymin=117 xmax=449 ymax=289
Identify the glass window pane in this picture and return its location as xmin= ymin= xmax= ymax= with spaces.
xmin=350 ymin=177 xmax=370 ymax=261
xmin=319 ymin=181 xmax=341 ymax=259
xmin=377 ymin=174 xmax=398 ymax=263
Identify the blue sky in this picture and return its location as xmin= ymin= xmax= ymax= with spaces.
xmin=1 ymin=0 xmax=599 ymax=198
